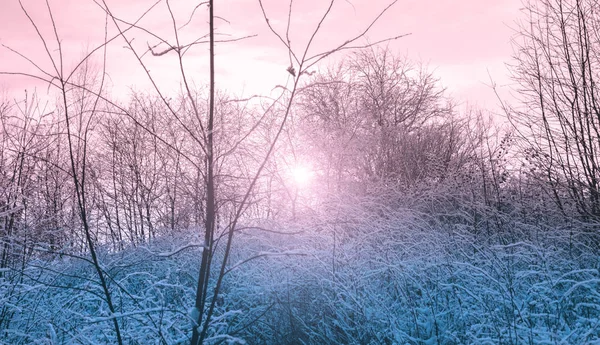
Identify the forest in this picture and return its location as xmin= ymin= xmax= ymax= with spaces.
xmin=1 ymin=0 xmax=600 ymax=344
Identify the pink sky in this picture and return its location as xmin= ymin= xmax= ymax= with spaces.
xmin=0 ymin=0 xmax=522 ymax=109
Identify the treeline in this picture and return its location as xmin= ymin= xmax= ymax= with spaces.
xmin=0 ymin=47 xmax=558 ymax=263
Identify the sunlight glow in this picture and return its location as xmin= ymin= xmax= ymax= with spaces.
xmin=289 ymin=165 xmax=313 ymax=188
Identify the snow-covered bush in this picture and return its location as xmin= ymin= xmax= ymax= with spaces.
xmin=2 ymin=189 xmax=600 ymax=344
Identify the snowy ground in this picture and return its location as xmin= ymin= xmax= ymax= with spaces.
xmin=1 ymin=195 xmax=600 ymax=344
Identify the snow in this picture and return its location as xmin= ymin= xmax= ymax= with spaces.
xmin=2 ymin=204 xmax=600 ymax=344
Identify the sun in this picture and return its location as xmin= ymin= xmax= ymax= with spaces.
xmin=289 ymin=164 xmax=313 ymax=188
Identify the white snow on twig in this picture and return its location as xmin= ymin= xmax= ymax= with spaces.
xmin=88 ymin=308 xmax=164 ymax=322
xmin=141 ymin=243 xmax=206 ymax=257
xmin=226 ymin=251 xmax=307 ymax=275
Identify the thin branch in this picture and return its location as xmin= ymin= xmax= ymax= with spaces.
xmin=285 ymin=0 xmax=295 ymax=69
xmin=257 ymin=0 xmax=301 ymax=65
xmin=17 ymin=0 xmax=60 ymax=77
xmin=224 ymin=251 xmax=307 ymax=276
xmin=45 ymin=0 xmax=63 ymax=78
xmin=304 ymin=0 xmax=402 ymax=70
xmin=167 ymin=0 xmax=209 ymax=149
xmin=304 ymin=33 xmax=411 ymax=71
xmin=1 ymin=44 xmax=54 ymax=80
xmin=72 ymin=0 xmax=163 ymax=83
xmin=300 ymin=0 xmax=335 ymax=64
xmin=147 ymin=34 xmax=257 ymax=57
xmin=179 ymin=1 xmax=209 ymax=30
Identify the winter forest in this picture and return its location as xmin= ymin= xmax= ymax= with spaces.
xmin=1 ymin=0 xmax=600 ymax=344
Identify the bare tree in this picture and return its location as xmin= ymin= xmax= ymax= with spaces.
xmin=509 ymin=0 xmax=600 ymax=220
xmin=299 ymin=48 xmax=463 ymax=194
xmin=0 ymin=2 xmax=126 ymax=342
